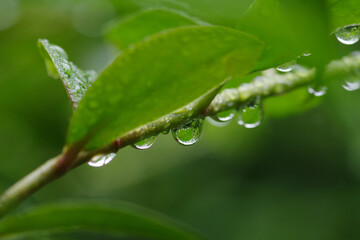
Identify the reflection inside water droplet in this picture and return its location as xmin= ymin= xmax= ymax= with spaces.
xmin=132 ymin=135 xmax=157 ymax=150
xmin=172 ymin=118 xmax=203 ymax=146
xmin=213 ymin=109 xmax=236 ymax=122
xmin=308 ymin=85 xmax=327 ymax=97
xmin=335 ymin=26 xmax=360 ymax=45
xmin=276 ymin=60 xmax=297 ymax=73
xmin=238 ymin=96 xmax=264 ymax=129
xmin=88 ymin=153 xmax=116 ymax=167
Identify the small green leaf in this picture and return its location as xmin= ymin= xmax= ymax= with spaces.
xmin=66 ymin=26 xmax=263 ymax=150
xmin=0 ymin=202 xmax=206 ymax=240
xmin=106 ymin=9 xmax=203 ymax=50
xmin=38 ymin=39 xmax=97 ymax=109
xmin=328 ymin=0 xmax=360 ymax=32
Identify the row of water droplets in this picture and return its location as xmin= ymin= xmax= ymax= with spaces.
xmin=89 ymin=25 xmax=360 ymax=167
xmin=335 ymin=25 xmax=360 ymax=91
xmin=88 ymin=99 xmax=264 ymax=167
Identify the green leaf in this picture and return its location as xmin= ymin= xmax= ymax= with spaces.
xmin=328 ymin=0 xmax=360 ymax=32
xmin=66 ymin=26 xmax=263 ymax=150
xmin=38 ymin=39 xmax=97 ymax=109
xmin=237 ymin=0 xmax=335 ymax=71
xmin=0 ymin=202 xmax=206 ymax=240
xmin=106 ymin=9 xmax=203 ymax=50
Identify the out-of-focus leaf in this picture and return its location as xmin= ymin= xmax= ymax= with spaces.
xmin=328 ymin=0 xmax=360 ymax=32
xmin=66 ymin=26 xmax=263 ymax=150
xmin=115 ymin=0 xmax=253 ymax=26
xmin=0 ymin=202 xmax=207 ymax=240
xmin=38 ymin=39 xmax=97 ymax=109
xmin=106 ymin=9 xmax=203 ymax=50
xmin=238 ymin=0 xmax=335 ymax=71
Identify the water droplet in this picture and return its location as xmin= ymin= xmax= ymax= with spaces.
xmin=308 ymin=85 xmax=327 ymax=97
xmin=212 ymin=109 xmax=236 ymax=122
xmin=342 ymin=78 xmax=360 ymax=91
xmin=302 ymin=52 xmax=312 ymax=57
xmin=335 ymin=26 xmax=360 ymax=45
xmin=238 ymin=96 xmax=263 ymax=129
xmin=88 ymin=153 xmax=116 ymax=167
xmin=276 ymin=60 xmax=297 ymax=72
xmin=172 ymin=118 xmax=203 ymax=146
xmin=132 ymin=136 xmax=157 ymax=150
xmin=162 ymin=129 xmax=170 ymax=135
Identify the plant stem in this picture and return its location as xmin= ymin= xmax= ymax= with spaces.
xmin=1 ymin=52 xmax=360 ymax=219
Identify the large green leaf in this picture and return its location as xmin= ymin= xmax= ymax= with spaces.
xmin=237 ymin=0 xmax=335 ymax=71
xmin=66 ymin=26 xmax=263 ymax=150
xmin=0 ymin=202 xmax=206 ymax=240
xmin=38 ymin=39 xmax=97 ymax=109
xmin=106 ymin=9 xmax=202 ymax=50
xmin=328 ymin=0 xmax=360 ymax=32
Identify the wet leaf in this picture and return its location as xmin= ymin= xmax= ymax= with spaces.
xmin=38 ymin=39 xmax=97 ymax=109
xmin=66 ymin=26 xmax=263 ymax=150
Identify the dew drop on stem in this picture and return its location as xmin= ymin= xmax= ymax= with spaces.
xmin=308 ymin=85 xmax=327 ymax=97
xmin=172 ymin=118 xmax=203 ymax=146
xmin=342 ymin=77 xmax=360 ymax=91
xmin=88 ymin=153 xmax=116 ymax=167
xmin=335 ymin=25 xmax=360 ymax=45
xmin=276 ymin=60 xmax=297 ymax=73
xmin=238 ymin=96 xmax=264 ymax=129
xmin=212 ymin=109 xmax=236 ymax=122
xmin=132 ymin=135 xmax=157 ymax=150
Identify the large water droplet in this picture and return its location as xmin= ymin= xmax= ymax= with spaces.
xmin=342 ymin=77 xmax=360 ymax=91
xmin=213 ymin=109 xmax=236 ymax=122
xmin=238 ymin=96 xmax=263 ymax=129
xmin=88 ymin=153 xmax=116 ymax=167
xmin=132 ymin=135 xmax=157 ymax=150
xmin=335 ymin=26 xmax=360 ymax=45
xmin=308 ymin=85 xmax=327 ymax=97
xmin=276 ymin=60 xmax=297 ymax=73
xmin=172 ymin=118 xmax=203 ymax=146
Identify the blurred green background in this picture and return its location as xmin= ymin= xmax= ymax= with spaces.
xmin=1 ymin=0 xmax=360 ymax=239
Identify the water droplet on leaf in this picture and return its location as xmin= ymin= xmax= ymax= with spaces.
xmin=132 ymin=135 xmax=157 ymax=150
xmin=172 ymin=118 xmax=203 ymax=146
xmin=88 ymin=153 xmax=116 ymax=167
xmin=276 ymin=60 xmax=297 ymax=72
xmin=238 ymin=96 xmax=264 ymax=129
xmin=308 ymin=85 xmax=327 ymax=97
xmin=335 ymin=26 xmax=360 ymax=45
